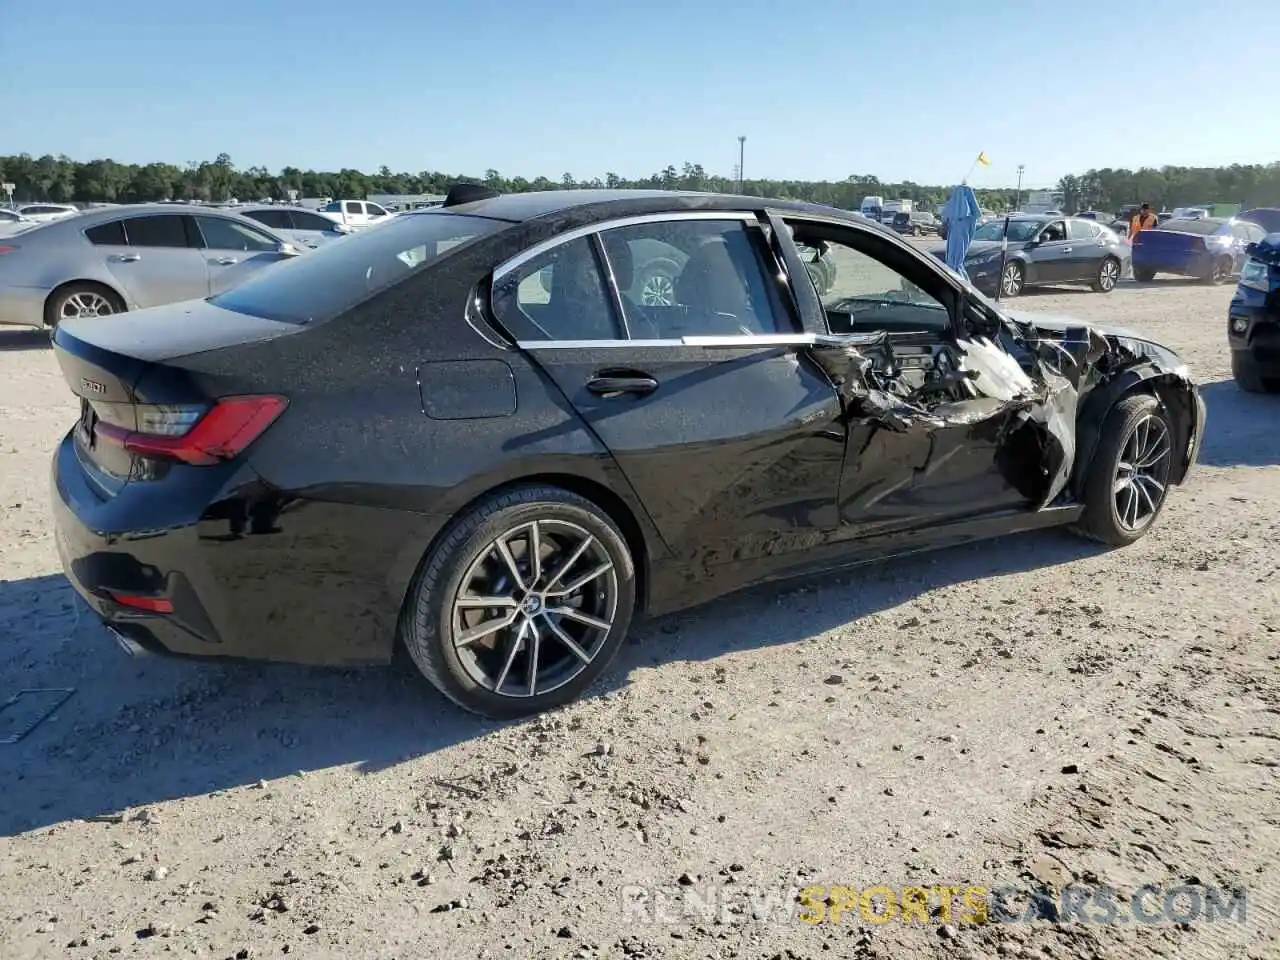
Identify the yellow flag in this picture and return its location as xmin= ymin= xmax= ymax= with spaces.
xmin=976 ymin=151 xmax=992 ymax=166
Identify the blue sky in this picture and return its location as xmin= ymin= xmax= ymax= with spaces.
xmin=5 ymin=0 xmax=1277 ymax=188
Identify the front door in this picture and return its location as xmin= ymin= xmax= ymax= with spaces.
xmin=490 ymin=214 xmax=847 ymax=567
xmin=776 ymin=215 xmax=1035 ymax=535
xmin=90 ymin=214 xmax=210 ymax=308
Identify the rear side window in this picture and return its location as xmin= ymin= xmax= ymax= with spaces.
xmin=1067 ymin=219 xmax=1099 ymax=240
xmin=122 ymin=215 xmax=190 ymax=248
xmin=210 ymin=211 xmax=505 ymax=325
xmin=491 ymin=236 xmax=621 ymax=342
xmin=599 ymin=219 xmax=788 ymax=339
xmin=85 ymin=220 xmax=127 ymax=245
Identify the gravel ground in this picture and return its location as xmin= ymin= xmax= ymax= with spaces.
xmin=1 ymin=274 xmax=1277 ymax=960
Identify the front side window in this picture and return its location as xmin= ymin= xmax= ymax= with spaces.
xmin=367 ymin=203 xmax=388 ymax=218
xmin=598 ymin=218 xmax=788 ymax=339
xmin=786 ymin=220 xmax=951 ymax=334
xmin=210 ymin=210 xmax=505 ymax=325
xmin=291 ymin=211 xmax=340 ymax=231
xmin=492 ymin=236 xmax=621 ymax=342
xmin=1039 ymin=220 xmax=1067 ymax=242
xmin=196 ymin=216 xmax=279 ymax=251
xmin=244 ymin=209 xmax=291 ymax=229
xmin=122 ymin=215 xmax=190 ymax=248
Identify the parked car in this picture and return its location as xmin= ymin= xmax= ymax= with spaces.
xmin=1131 ymin=217 xmax=1267 ymax=283
xmin=892 ymin=211 xmax=940 ymax=236
xmin=1109 ymin=218 xmax=1133 ymax=238
xmin=928 ymin=215 xmax=1131 ymax=297
xmin=318 ymin=199 xmax=397 ymax=230
xmin=16 ymin=203 xmax=80 ymax=223
xmin=1238 ymin=207 xmax=1280 ymax=235
xmin=0 ymin=204 xmax=300 ymax=329
xmin=48 ymin=187 xmax=1204 ymax=718
xmin=0 ymin=209 xmax=34 ymax=237
xmin=1227 ymin=233 xmax=1280 ymax=393
xmin=235 ymin=204 xmax=355 ymax=250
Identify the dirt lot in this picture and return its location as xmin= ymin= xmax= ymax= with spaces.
xmin=1 ymin=276 xmax=1276 ymax=960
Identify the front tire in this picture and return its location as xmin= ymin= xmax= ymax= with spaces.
xmin=400 ymin=485 xmax=637 ymax=718
xmin=1091 ymin=257 xmax=1120 ymax=293
xmin=1232 ymin=352 xmax=1279 ymax=393
xmin=999 ymin=260 xmax=1025 ymax=298
xmin=1072 ymin=394 xmax=1175 ymax=546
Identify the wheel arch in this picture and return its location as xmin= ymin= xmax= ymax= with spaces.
xmin=392 ymin=470 xmax=659 ymax=648
xmin=42 ymin=279 xmax=128 ymax=326
xmin=1069 ymin=367 xmax=1199 ymax=498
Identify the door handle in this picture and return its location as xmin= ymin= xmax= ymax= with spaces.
xmin=585 ymin=374 xmax=658 ymax=397
xmin=1062 ymin=247 xmax=1072 ymax=253
xmin=212 ymin=257 xmax=238 ymax=265
xmin=110 ymin=253 xmax=141 ymax=263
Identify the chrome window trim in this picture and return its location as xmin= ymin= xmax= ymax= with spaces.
xmin=492 ymin=210 xmax=760 ymax=283
xmin=516 ymin=333 xmax=823 ymax=351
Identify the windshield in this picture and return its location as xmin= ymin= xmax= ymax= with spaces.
xmin=1160 ymin=217 xmax=1228 ymax=235
xmin=972 ymin=219 xmax=1043 ymax=242
xmin=210 ymin=211 xmax=507 ymax=325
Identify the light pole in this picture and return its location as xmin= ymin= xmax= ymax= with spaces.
xmin=1014 ymin=164 xmax=1025 ymax=212
xmin=737 ymin=136 xmax=746 ymax=193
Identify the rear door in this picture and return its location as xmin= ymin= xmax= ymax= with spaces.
xmin=91 ymin=214 xmax=209 ymax=308
xmin=1065 ymin=218 xmax=1106 ymax=279
xmin=192 ymin=215 xmax=291 ymax=294
xmin=1027 ymin=219 xmax=1073 ymax=282
xmin=491 ymin=212 xmax=847 ymax=567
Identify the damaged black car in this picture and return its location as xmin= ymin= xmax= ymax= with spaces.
xmin=49 ymin=188 xmax=1206 ymax=718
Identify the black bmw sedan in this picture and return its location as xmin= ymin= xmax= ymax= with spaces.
xmin=51 ymin=187 xmax=1205 ymax=718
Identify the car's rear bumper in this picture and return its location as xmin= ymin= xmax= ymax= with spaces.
xmin=0 ymin=283 xmax=49 ymax=329
xmin=1132 ymin=251 xmax=1213 ymax=277
xmin=50 ymin=432 xmax=400 ymax=667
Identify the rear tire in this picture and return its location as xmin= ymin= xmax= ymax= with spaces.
xmin=1071 ymin=393 xmax=1174 ymax=547
xmin=1203 ymin=257 xmax=1232 ymax=285
xmin=44 ymin=282 xmax=124 ymax=328
xmin=1091 ymin=256 xmax=1121 ymax=293
xmin=1132 ymin=266 xmax=1155 ymax=283
xmin=399 ymin=485 xmax=637 ymax=718
xmin=1232 ymin=352 xmax=1278 ymax=393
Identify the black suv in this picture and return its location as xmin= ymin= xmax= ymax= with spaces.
xmin=1228 ymin=233 xmax=1280 ymax=392
xmin=892 ymin=211 xmax=939 ymax=237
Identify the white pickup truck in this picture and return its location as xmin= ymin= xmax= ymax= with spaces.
xmin=317 ymin=199 xmax=397 ymax=230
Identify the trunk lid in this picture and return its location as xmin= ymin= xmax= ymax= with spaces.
xmin=52 ymin=299 xmax=299 ymax=497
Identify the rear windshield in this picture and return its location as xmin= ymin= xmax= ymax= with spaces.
xmin=1160 ymin=217 xmax=1227 ymax=235
xmin=209 ymin=211 xmax=507 ymax=325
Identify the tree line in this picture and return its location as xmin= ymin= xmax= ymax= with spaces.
xmin=5 ymin=152 xmax=1280 ymax=215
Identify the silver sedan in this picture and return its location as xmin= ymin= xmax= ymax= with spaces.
xmin=0 ymin=204 xmax=299 ymax=330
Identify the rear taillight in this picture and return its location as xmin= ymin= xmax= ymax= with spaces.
xmin=0 ymin=245 xmax=19 ymax=255
xmin=95 ymin=395 xmax=287 ymax=465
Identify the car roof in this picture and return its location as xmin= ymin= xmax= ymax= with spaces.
xmin=422 ymin=188 xmax=891 ymax=233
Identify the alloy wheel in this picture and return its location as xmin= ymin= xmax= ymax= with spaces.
xmin=1099 ymin=259 xmax=1119 ymax=291
xmin=1113 ymin=414 xmax=1172 ymax=532
xmin=61 ymin=291 xmax=114 ymax=320
xmin=640 ymin=273 xmax=675 ymax=306
xmin=1001 ymin=263 xmax=1023 ymax=297
xmin=451 ymin=519 xmax=618 ymax=698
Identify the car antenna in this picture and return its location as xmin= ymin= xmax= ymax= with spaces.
xmin=443 ymin=183 xmax=500 ymax=207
